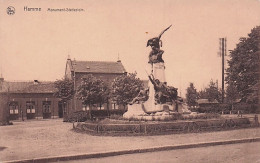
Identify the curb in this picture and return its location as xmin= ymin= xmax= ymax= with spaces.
xmin=5 ymin=137 xmax=260 ymax=163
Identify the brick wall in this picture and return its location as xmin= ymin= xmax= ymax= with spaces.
xmin=0 ymin=93 xmax=9 ymax=124
xmin=5 ymin=93 xmax=60 ymax=120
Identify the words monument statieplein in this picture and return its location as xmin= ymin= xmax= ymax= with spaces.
xmin=124 ymin=25 xmax=191 ymax=120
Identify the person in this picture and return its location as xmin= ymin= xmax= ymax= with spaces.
xmin=148 ymin=75 xmax=168 ymax=104
xmin=148 ymin=74 xmax=178 ymax=104
xmin=129 ymin=88 xmax=149 ymax=105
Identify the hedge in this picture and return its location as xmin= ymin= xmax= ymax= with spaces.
xmin=74 ymin=117 xmax=253 ymax=136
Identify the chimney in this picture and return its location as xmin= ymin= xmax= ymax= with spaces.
xmin=67 ymin=55 xmax=71 ymax=61
xmin=117 ymin=53 xmax=121 ymax=62
xmin=34 ymin=80 xmax=40 ymax=85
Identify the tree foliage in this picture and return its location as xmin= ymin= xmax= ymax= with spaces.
xmin=186 ymin=83 xmax=198 ymax=106
xmin=198 ymin=80 xmax=222 ymax=102
xmin=226 ymin=26 xmax=260 ymax=104
xmin=111 ymin=73 xmax=144 ymax=106
xmin=54 ymin=78 xmax=74 ymax=102
xmin=225 ymin=81 xmax=240 ymax=104
xmin=76 ymin=74 xmax=109 ymax=106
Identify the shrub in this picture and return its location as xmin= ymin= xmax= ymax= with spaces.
xmin=63 ymin=111 xmax=88 ymax=122
xmin=109 ymin=114 xmax=122 ymax=120
xmin=182 ymin=113 xmax=220 ymax=120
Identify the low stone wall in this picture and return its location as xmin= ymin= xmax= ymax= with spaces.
xmin=74 ymin=117 xmax=258 ymax=136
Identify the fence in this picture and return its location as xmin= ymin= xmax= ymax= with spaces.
xmin=74 ymin=117 xmax=258 ymax=136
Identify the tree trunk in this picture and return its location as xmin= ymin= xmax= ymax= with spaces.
xmin=89 ymin=104 xmax=92 ymax=121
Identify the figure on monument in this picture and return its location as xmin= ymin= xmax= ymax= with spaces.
xmin=129 ymin=88 xmax=149 ymax=105
xmin=148 ymin=74 xmax=178 ymax=104
xmin=147 ymin=25 xmax=172 ymax=64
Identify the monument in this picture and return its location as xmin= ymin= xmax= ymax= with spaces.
xmin=124 ymin=25 xmax=191 ymax=119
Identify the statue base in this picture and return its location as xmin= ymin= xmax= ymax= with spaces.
xmin=123 ymin=102 xmax=191 ymax=120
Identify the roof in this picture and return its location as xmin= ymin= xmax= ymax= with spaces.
xmin=0 ymin=81 xmax=57 ymax=93
xmin=70 ymin=60 xmax=126 ymax=74
xmin=197 ymin=99 xmax=219 ymax=104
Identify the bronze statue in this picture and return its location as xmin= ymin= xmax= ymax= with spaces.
xmin=148 ymin=74 xmax=178 ymax=104
xmin=147 ymin=25 xmax=172 ymax=64
xmin=129 ymin=88 xmax=149 ymax=105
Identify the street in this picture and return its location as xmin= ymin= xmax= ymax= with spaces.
xmin=0 ymin=118 xmax=260 ymax=162
xmin=66 ymin=142 xmax=260 ymax=163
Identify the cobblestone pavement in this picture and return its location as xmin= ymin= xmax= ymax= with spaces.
xmin=0 ymin=118 xmax=260 ymax=162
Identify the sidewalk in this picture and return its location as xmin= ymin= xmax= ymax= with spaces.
xmin=0 ymin=119 xmax=260 ymax=162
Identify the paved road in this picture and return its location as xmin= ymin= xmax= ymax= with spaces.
xmin=0 ymin=118 xmax=260 ymax=162
xmin=66 ymin=142 xmax=260 ymax=163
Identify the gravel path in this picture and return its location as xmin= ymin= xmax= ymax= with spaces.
xmin=0 ymin=118 xmax=260 ymax=162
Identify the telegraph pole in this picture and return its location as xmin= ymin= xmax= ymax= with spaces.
xmin=219 ymin=38 xmax=227 ymax=103
xmin=73 ymin=59 xmax=77 ymax=111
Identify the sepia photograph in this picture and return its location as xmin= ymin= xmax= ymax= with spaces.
xmin=0 ymin=0 xmax=260 ymax=162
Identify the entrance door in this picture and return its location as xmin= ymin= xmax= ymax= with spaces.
xmin=58 ymin=102 xmax=63 ymax=118
xmin=42 ymin=101 xmax=51 ymax=119
xmin=9 ymin=101 xmax=19 ymax=120
xmin=26 ymin=101 xmax=36 ymax=119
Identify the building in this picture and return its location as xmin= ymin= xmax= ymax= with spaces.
xmin=0 ymin=58 xmax=128 ymax=122
xmin=196 ymin=99 xmax=219 ymax=113
xmin=0 ymin=77 xmax=62 ymax=121
xmin=65 ymin=58 xmax=127 ymax=115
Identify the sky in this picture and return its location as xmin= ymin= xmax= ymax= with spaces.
xmin=0 ymin=0 xmax=260 ymax=97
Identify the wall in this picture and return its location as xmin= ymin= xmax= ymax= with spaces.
xmin=6 ymin=93 xmax=60 ymax=120
xmin=69 ymin=72 xmax=126 ymax=112
xmin=0 ymin=93 xmax=9 ymax=124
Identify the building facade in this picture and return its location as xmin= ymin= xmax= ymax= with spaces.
xmin=0 ymin=58 xmax=128 ymax=123
xmin=65 ymin=58 xmax=127 ymax=115
xmin=0 ymin=78 xmax=62 ymax=121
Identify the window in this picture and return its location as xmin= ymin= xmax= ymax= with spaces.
xmin=26 ymin=101 xmax=35 ymax=114
xmin=63 ymin=104 xmax=67 ymax=113
xmin=9 ymin=102 xmax=19 ymax=114
xmin=82 ymin=104 xmax=89 ymax=111
xmin=42 ymin=101 xmax=51 ymax=113
xmin=100 ymin=104 xmax=105 ymax=110
xmin=112 ymin=103 xmax=118 ymax=110
xmin=92 ymin=104 xmax=98 ymax=110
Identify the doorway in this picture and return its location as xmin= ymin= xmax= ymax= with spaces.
xmin=58 ymin=102 xmax=63 ymax=118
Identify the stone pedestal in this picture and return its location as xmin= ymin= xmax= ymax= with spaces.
xmin=123 ymin=62 xmax=190 ymax=119
xmin=123 ymin=104 xmax=147 ymax=118
xmin=152 ymin=62 xmax=166 ymax=83
xmin=142 ymin=62 xmax=167 ymax=113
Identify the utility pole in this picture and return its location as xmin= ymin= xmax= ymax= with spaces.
xmin=72 ymin=59 xmax=77 ymax=111
xmin=219 ymin=38 xmax=227 ymax=103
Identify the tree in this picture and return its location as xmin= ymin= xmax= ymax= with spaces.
xmin=111 ymin=73 xmax=144 ymax=107
xmin=186 ymin=83 xmax=198 ymax=106
xmin=54 ymin=78 xmax=74 ymax=102
xmin=76 ymin=74 xmax=109 ymax=119
xmin=225 ymin=81 xmax=240 ymax=105
xmin=206 ymin=80 xmax=222 ymax=102
xmin=198 ymin=80 xmax=222 ymax=102
xmin=226 ymin=26 xmax=260 ymax=104
xmin=54 ymin=78 xmax=74 ymax=115
xmin=198 ymin=89 xmax=207 ymax=99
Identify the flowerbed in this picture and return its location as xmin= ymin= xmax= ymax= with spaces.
xmin=74 ymin=117 xmax=254 ymax=136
